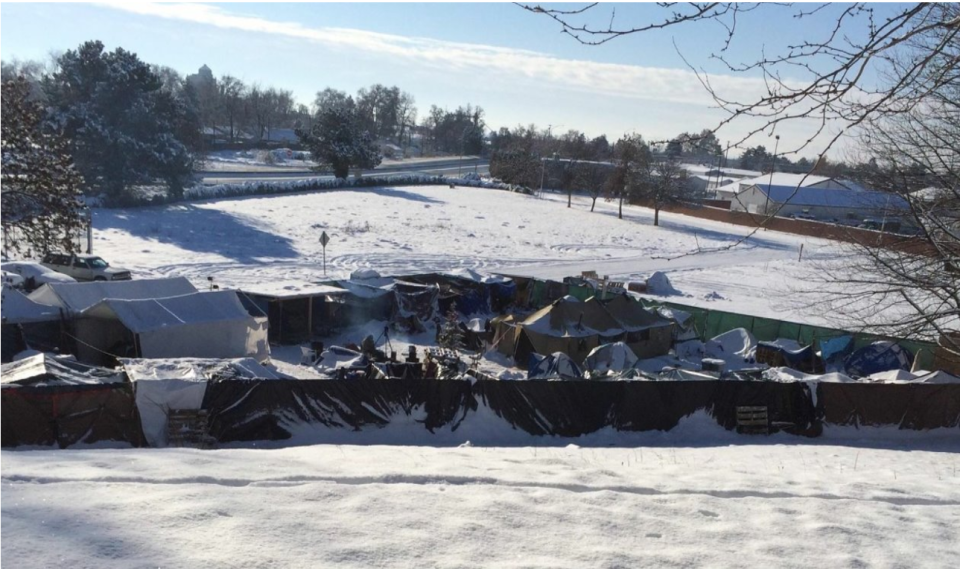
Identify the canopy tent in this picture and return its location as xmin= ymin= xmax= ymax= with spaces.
xmin=2 ymin=287 xmax=65 ymax=363
xmin=1 ymin=353 xmax=126 ymax=387
xmin=76 ymin=291 xmax=270 ymax=364
xmin=240 ymin=282 xmax=348 ymax=344
xmin=29 ymin=277 xmax=198 ymax=314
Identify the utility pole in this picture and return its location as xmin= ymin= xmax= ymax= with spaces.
xmin=763 ymin=135 xmax=781 ymax=217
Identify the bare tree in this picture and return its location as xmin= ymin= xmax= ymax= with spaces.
xmin=606 ymin=134 xmax=651 ymax=220
xmin=639 ymin=159 xmax=695 ymax=227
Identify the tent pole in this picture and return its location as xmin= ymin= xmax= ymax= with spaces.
xmin=308 ymin=296 xmax=313 ymax=341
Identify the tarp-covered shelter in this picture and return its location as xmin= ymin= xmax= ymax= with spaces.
xmin=30 ymin=277 xmax=198 ymax=314
xmin=121 ymin=357 xmax=280 ymax=447
xmin=1 ymin=353 xmax=126 ymax=387
xmin=2 ymin=286 xmax=63 ymax=362
xmin=393 ymin=280 xmax=440 ymax=332
xmin=583 ymin=342 xmax=639 ymax=378
xmin=323 ymin=278 xmax=398 ymax=331
xmin=75 ymin=291 xmax=270 ymax=365
xmin=241 ymin=282 xmax=349 ymax=344
xmin=844 ymin=341 xmax=913 ymax=378
xmin=1 ymin=354 xmax=142 ymax=448
xmin=586 ymin=295 xmax=675 ymax=358
xmin=528 ymin=352 xmax=584 ymax=381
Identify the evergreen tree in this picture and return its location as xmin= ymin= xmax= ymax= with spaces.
xmin=1 ymin=76 xmax=85 ymax=257
xmin=297 ymin=98 xmax=381 ymax=179
xmin=43 ymin=41 xmax=197 ymax=201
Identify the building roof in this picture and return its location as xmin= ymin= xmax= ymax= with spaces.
xmin=747 ymin=184 xmax=910 ymax=210
xmin=739 ymin=173 xmax=834 ymax=188
xmin=29 ymin=277 xmax=198 ymax=314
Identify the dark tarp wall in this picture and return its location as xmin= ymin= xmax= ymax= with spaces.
xmin=200 ymin=378 xmax=821 ymax=442
xmin=1 ymin=384 xmax=144 ymax=448
xmin=817 ymin=383 xmax=960 ymax=430
xmin=202 ymin=378 xmax=476 ymax=443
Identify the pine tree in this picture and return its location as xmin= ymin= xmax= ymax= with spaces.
xmin=43 ymin=41 xmax=197 ymax=202
xmin=2 ymin=76 xmax=85 ymax=257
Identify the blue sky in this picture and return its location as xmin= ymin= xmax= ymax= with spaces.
xmin=1 ymin=2 xmax=902 ymax=158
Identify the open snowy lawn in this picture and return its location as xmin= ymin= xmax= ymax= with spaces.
xmin=91 ymin=184 xmax=845 ymax=325
xmin=3 ymin=433 xmax=959 ymax=568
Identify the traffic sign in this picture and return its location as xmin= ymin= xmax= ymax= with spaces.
xmin=320 ymin=231 xmax=330 ymax=247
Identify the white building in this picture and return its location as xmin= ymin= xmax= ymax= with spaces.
xmin=730 ymin=183 xmax=909 ymax=221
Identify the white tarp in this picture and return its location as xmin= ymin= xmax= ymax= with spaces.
xmin=82 ymin=291 xmax=270 ymax=361
xmin=583 ymin=342 xmax=639 ymax=378
xmin=1 ymin=286 xmax=61 ymax=324
xmin=121 ymin=358 xmax=280 ymax=448
xmin=29 ymin=277 xmax=197 ymax=314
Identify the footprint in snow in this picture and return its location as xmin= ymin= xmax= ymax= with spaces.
xmin=699 ymin=510 xmax=720 ymax=518
xmin=645 ymin=533 xmax=663 ymax=539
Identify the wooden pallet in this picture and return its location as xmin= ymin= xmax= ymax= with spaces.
xmin=167 ymin=409 xmax=216 ymax=448
xmin=736 ymin=406 xmax=770 ymax=435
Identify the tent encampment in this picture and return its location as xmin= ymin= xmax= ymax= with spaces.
xmin=75 ymin=291 xmax=270 ymax=364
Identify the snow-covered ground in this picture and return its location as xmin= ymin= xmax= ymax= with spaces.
xmin=90 ymin=184 xmax=847 ymax=327
xmin=4 ymin=431 xmax=959 ymax=568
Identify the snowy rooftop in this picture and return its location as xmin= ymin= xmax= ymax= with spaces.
xmin=750 ymin=184 xmax=910 ymax=209
xmin=240 ymin=282 xmax=349 ymax=299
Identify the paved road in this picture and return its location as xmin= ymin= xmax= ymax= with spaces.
xmin=199 ymin=157 xmax=489 ymax=185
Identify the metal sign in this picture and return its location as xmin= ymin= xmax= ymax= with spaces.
xmin=319 ymin=231 xmax=330 ymax=275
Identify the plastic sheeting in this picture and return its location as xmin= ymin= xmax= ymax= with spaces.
xmin=583 ymin=342 xmax=639 ymax=378
xmin=844 ymin=342 xmax=913 ymax=378
xmin=528 ymin=352 xmax=584 ymax=381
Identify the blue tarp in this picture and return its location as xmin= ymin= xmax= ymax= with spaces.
xmin=844 ymin=341 xmax=914 ymax=378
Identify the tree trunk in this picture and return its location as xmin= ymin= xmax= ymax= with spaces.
xmin=591 ymin=196 xmax=597 ymax=212
xmin=618 ymin=196 xmax=623 ymax=219
xmin=568 ymin=189 xmax=572 ymax=208
xmin=654 ymin=206 xmax=660 ymax=226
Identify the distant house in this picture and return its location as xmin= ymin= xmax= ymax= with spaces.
xmin=730 ymin=183 xmax=909 ymax=221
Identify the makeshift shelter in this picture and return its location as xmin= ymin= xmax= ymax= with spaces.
xmin=1 ymin=354 xmax=142 ymax=448
xmin=393 ymin=280 xmax=440 ymax=332
xmin=241 ymin=282 xmax=349 ymax=344
xmin=1 ymin=353 xmax=126 ymax=387
xmin=120 ymin=357 xmax=279 ymax=447
xmin=756 ymin=340 xmax=822 ymax=374
xmin=528 ymin=352 xmax=584 ymax=381
xmin=844 ymin=341 xmax=913 ymax=378
xmin=75 ymin=291 xmax=270 ymax=365
xmin=29 ymin=277 xmax=198 ymax=314
xmin=583 ymin=342 xmax=639 ymax=378
xmin=324 ymin=278 xmax=397 ymax=331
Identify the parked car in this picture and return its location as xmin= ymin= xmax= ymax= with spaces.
xmin=789 ymin=213 xmax=817 ymax=221
xmin=40 ymin=253 xmax=132 ymax=282
xmin=2 ymin=261 xmax=78 ymax=291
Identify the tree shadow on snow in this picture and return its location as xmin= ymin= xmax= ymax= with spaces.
xmin=362 ymin=186 xmax=446 ymax=204
xmin=95 ymin=204 xmax=298 ymax=263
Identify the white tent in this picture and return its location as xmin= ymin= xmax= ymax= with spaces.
xmin=1 ymin=353 xmax=125 ymax=387
xmin=1 ymin=286 xmax=62 ymax=324
xmin=78 ymin=291 xmax=270 ymax=362
xmin=29 ymin=277 xmax=198 ymax=315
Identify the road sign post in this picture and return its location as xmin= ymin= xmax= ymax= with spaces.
xmin=319 ymin=231 xmax=330 ymax=275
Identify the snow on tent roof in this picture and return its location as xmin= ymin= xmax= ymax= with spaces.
xmin=1 ymin=353 xmax=125 ymax=387
xmin=447 ymin=268 xmax=510 ymax=284
xmin=29 ymin=277 xmax=198 ymax=314
xmin=82 ymin=290 xmax=253 ymax=333
xmin=1 ymin=286 xmax=61 ymax=324
xmin=587 ymin=295 xmax=668 ymax=331
xmin=747 ymin=184 xmax=910 ymax=210
xmin=120 ymin=357 xmax=279 ymax=382
xmin=240 ymin=281 xmax=348 ymax=299
xmin=522 ymin=296 xmax=622 ymax=337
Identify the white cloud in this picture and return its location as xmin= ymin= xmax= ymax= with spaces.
xmin=96 ymin=1 xmax=771 ymax=107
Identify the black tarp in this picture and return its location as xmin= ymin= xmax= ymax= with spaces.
xmin=817 ymin=382 xmax=960 ymax=430
xmin=202 ymin=378 xmax=476 ymax=443
xmin=1 ymin=383 xmax=144 ymax=448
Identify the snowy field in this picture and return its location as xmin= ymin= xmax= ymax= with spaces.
xmin=90 ymin=184 xmax=845 ymax=326
xmin=3 ymin=430 xmax=959 ymax=568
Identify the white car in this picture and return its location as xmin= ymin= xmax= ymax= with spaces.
xmin=41 ymin=253 xmax=131 ymax=282
xmin=2 ymin=261 xmax=78 ymax=290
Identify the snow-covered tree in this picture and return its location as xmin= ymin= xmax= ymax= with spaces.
xmin=2 ymin=76 xmax=85 ymax=257
xmin=43 ymin=41 xmax=197 ymax=202
xmin=297 ymin=97 xmax=381 ymax=179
